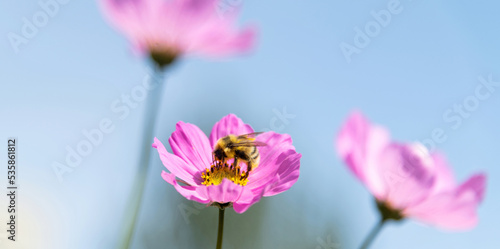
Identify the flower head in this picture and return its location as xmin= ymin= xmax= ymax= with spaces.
xmin=336 ymin=111 xmax=487 ymax=230
xmin=99 ymin=0 xmax=257 ymax=68
xmin=153 ymin=114 xmax=301 ymax=213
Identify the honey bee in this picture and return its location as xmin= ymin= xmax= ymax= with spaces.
xmin=213 ymin=132 xmax=267 ymax=174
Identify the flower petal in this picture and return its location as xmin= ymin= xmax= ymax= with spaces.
xmin=169 ymin=121 xmax=212 ymax=172
xmin=188 ymin=23 xmax=257 ymax=56
xmin=153 ymin=137 xmax=202 ymax=185
xmin=234 ymin=132 xmax=301 ymax=212
xmin=99 ymin=0 xmax=256 ymax=57
xmin=377 ymin=143 xmax=436 ymax=209
xmin=233 ymin=187 xmax=267 ymax=214
xmin=430 ymin=152 xmax=456 ymax=194
xmin=405 ymin=174 xmax=487 ymax=230
xmin=166 ymin=0 xmax=256 ymax=55
xmin=161 ymin=171 xmax=209 ymax=204
xmin=99 ymin=0 xmax=144 ymax=35
xmin=209 ymin=114 xmax=254 ymax=147
xmin=99 ymin=0 xmax=160 ymax=52
xmin=336 ymin=111 xmax=391 ymax=198
xmin=263 ymin=152 xmax=301 ymax=197
xmin=245 ymin=132 xmax=296 ymax=190
xmin=233 ymin=199 xmax=258 ymax=214
xmin=204 ymin=179 xmax=244 ymax=204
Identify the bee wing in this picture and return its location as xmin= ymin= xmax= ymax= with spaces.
xmin=252 ymin=141 xmax=268 ymax=147
xmin=237 ymin=132 xmax=264 ymax=139
xmin=230 ymin=141 xmax=267 ymax=147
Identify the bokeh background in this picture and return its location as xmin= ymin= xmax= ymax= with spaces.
xmin=1 ymin=0 xmax=499 ymax=248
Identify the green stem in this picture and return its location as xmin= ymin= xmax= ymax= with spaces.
xmin=118 ymin=66 xmax=166 ymax=249
xmin=216 ymin=208 xmax=225 ymax=249
xmin=359 ymin=219 xmax=386 ymax=249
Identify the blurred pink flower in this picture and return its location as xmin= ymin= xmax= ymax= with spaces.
xmin=336 ymin=111 xmax=486 ymax=230
xmin=153 ymin=114 xmax=301 ymax=213
xmin=99 ymin=0 xmax=257 ymax=67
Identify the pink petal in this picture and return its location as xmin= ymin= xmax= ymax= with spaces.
xmin=377 ymin=144 xmax=436 ymax=209
xmin=405 ymin=174 xmax=487 ymax=230
xmin=233 ymin=188 xmax=267 ymax=214
xmin=336 ymin=111 xmax=391 ymax=198
xmin=99 ymin=0 xmax=153 ymax=49
xmin=169 ymin=121 xmax=212 ymax=172
xmin=233 ymin=200 xmax=258 ymax=214
xmin=99 ymin=0 xmax=256 ymax=57
xmin=154 ymin=0 xmax=217 ymax=49
xmin=188 ymin=24 xmax=257 ymax=56
xmin=99 ymin=0 xmax=142 ymax=32
xmin=161 ymin=171 xmax=210 ymax=204
xmin=170 ymin=0 xmax=218 ymax=24
xmin=209 ymin=114 xmax=254 ymax=147
xmin=263 ymin=152 xmax=301 ymax=197
xmin=168 ymin=0 xmax=256 ymax=55
xmin=153 ymin=137 xmax=202 ymax=185
xmin=235 ymin=132 xmax=301 ymax=211
xmin=246 ymin=131 xmax=296 ymax=188
xmin=430 ymin=153 xmax=456 ymax=194
xmin=203 ymin=179 xmax=244 ymax=204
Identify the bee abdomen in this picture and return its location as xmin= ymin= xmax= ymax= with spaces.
xmin=250 ymin=147 xmax=259 ymax=160
xmin=235 ymin=149 xmax=250 ymax=160
xmin=250 ymin=152 xmax=259 ymax=160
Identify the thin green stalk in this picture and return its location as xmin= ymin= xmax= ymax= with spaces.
xmin=118 ymin=66 xmax=166 ymax=249
xmin=359 ymin=219 xmax=386 ymax=249
xmin=216 ymin=208 xmax=225 ymax=249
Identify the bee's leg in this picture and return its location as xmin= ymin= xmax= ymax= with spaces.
xmin=245 ymin=161 xmax=254 ymax=178
xmin=247 ymin=161 xmax=253 ymax=172
xmin=233 ymin=157 xmax=239 ymax=169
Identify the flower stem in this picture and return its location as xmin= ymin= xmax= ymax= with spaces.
xmin=359 ymin=219 xmax=386 ymax=249
xmin=119 ymin=66 xmax=166 ymax=249
xmin=216 ymin=208 xmax=225 ymax=249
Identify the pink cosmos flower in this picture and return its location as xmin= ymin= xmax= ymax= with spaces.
xmin=336 ymin=111 xmax=486 ymax=230
xmin=99 ymin=0 xmax=256 ymax=67
xmin=153 ymin=114 xmax=301 ymax=213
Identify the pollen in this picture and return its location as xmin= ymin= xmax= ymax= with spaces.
xmin=201 ymin=160 xmax=248 ymax=186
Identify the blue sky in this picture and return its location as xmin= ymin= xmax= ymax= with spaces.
xmin=1 ymin=1 xmax=499 ymax=248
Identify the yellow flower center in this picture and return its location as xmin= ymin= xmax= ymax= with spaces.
xmin=201 ymin=160 xmax=248 ymax=186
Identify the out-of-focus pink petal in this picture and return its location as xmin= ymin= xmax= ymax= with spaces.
xmin=204 ymin=179 xmax=244 ymax=204
xmin=167 ymin=0 xmax=218 ymax=30
xmin=405 ymin=174 xmax=487 ymax=230
xmin=189 ymin=25 xmax=257 ymax=56
xmin=209 ymin=114 xmax=254 ymax=147
xmin=377 ymin=144 xmax=435 ymax=210
xmin=336 ymin=111 xmax=391 ymax=198
xmin=337 ymin=111 xmax=487 ymax=229
xmin=462 ymin=174 xmax=487 ymax=202
xmin=430 ymin=153 xmax=456 ymax=194
xmin=168 ymin=0 xmax=256 ymax=55
xmin=169 ymin=121 xmax=212 ymax=172
xmin=99 ymin=0 xmax=144 ymax=36
xmin=99 ymin=0 xmax=256 ymax=58
xmin=153 ymin=137 xmax=202 ymax=185
xmin=162 ymin=171 xmax=210 ymax=203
